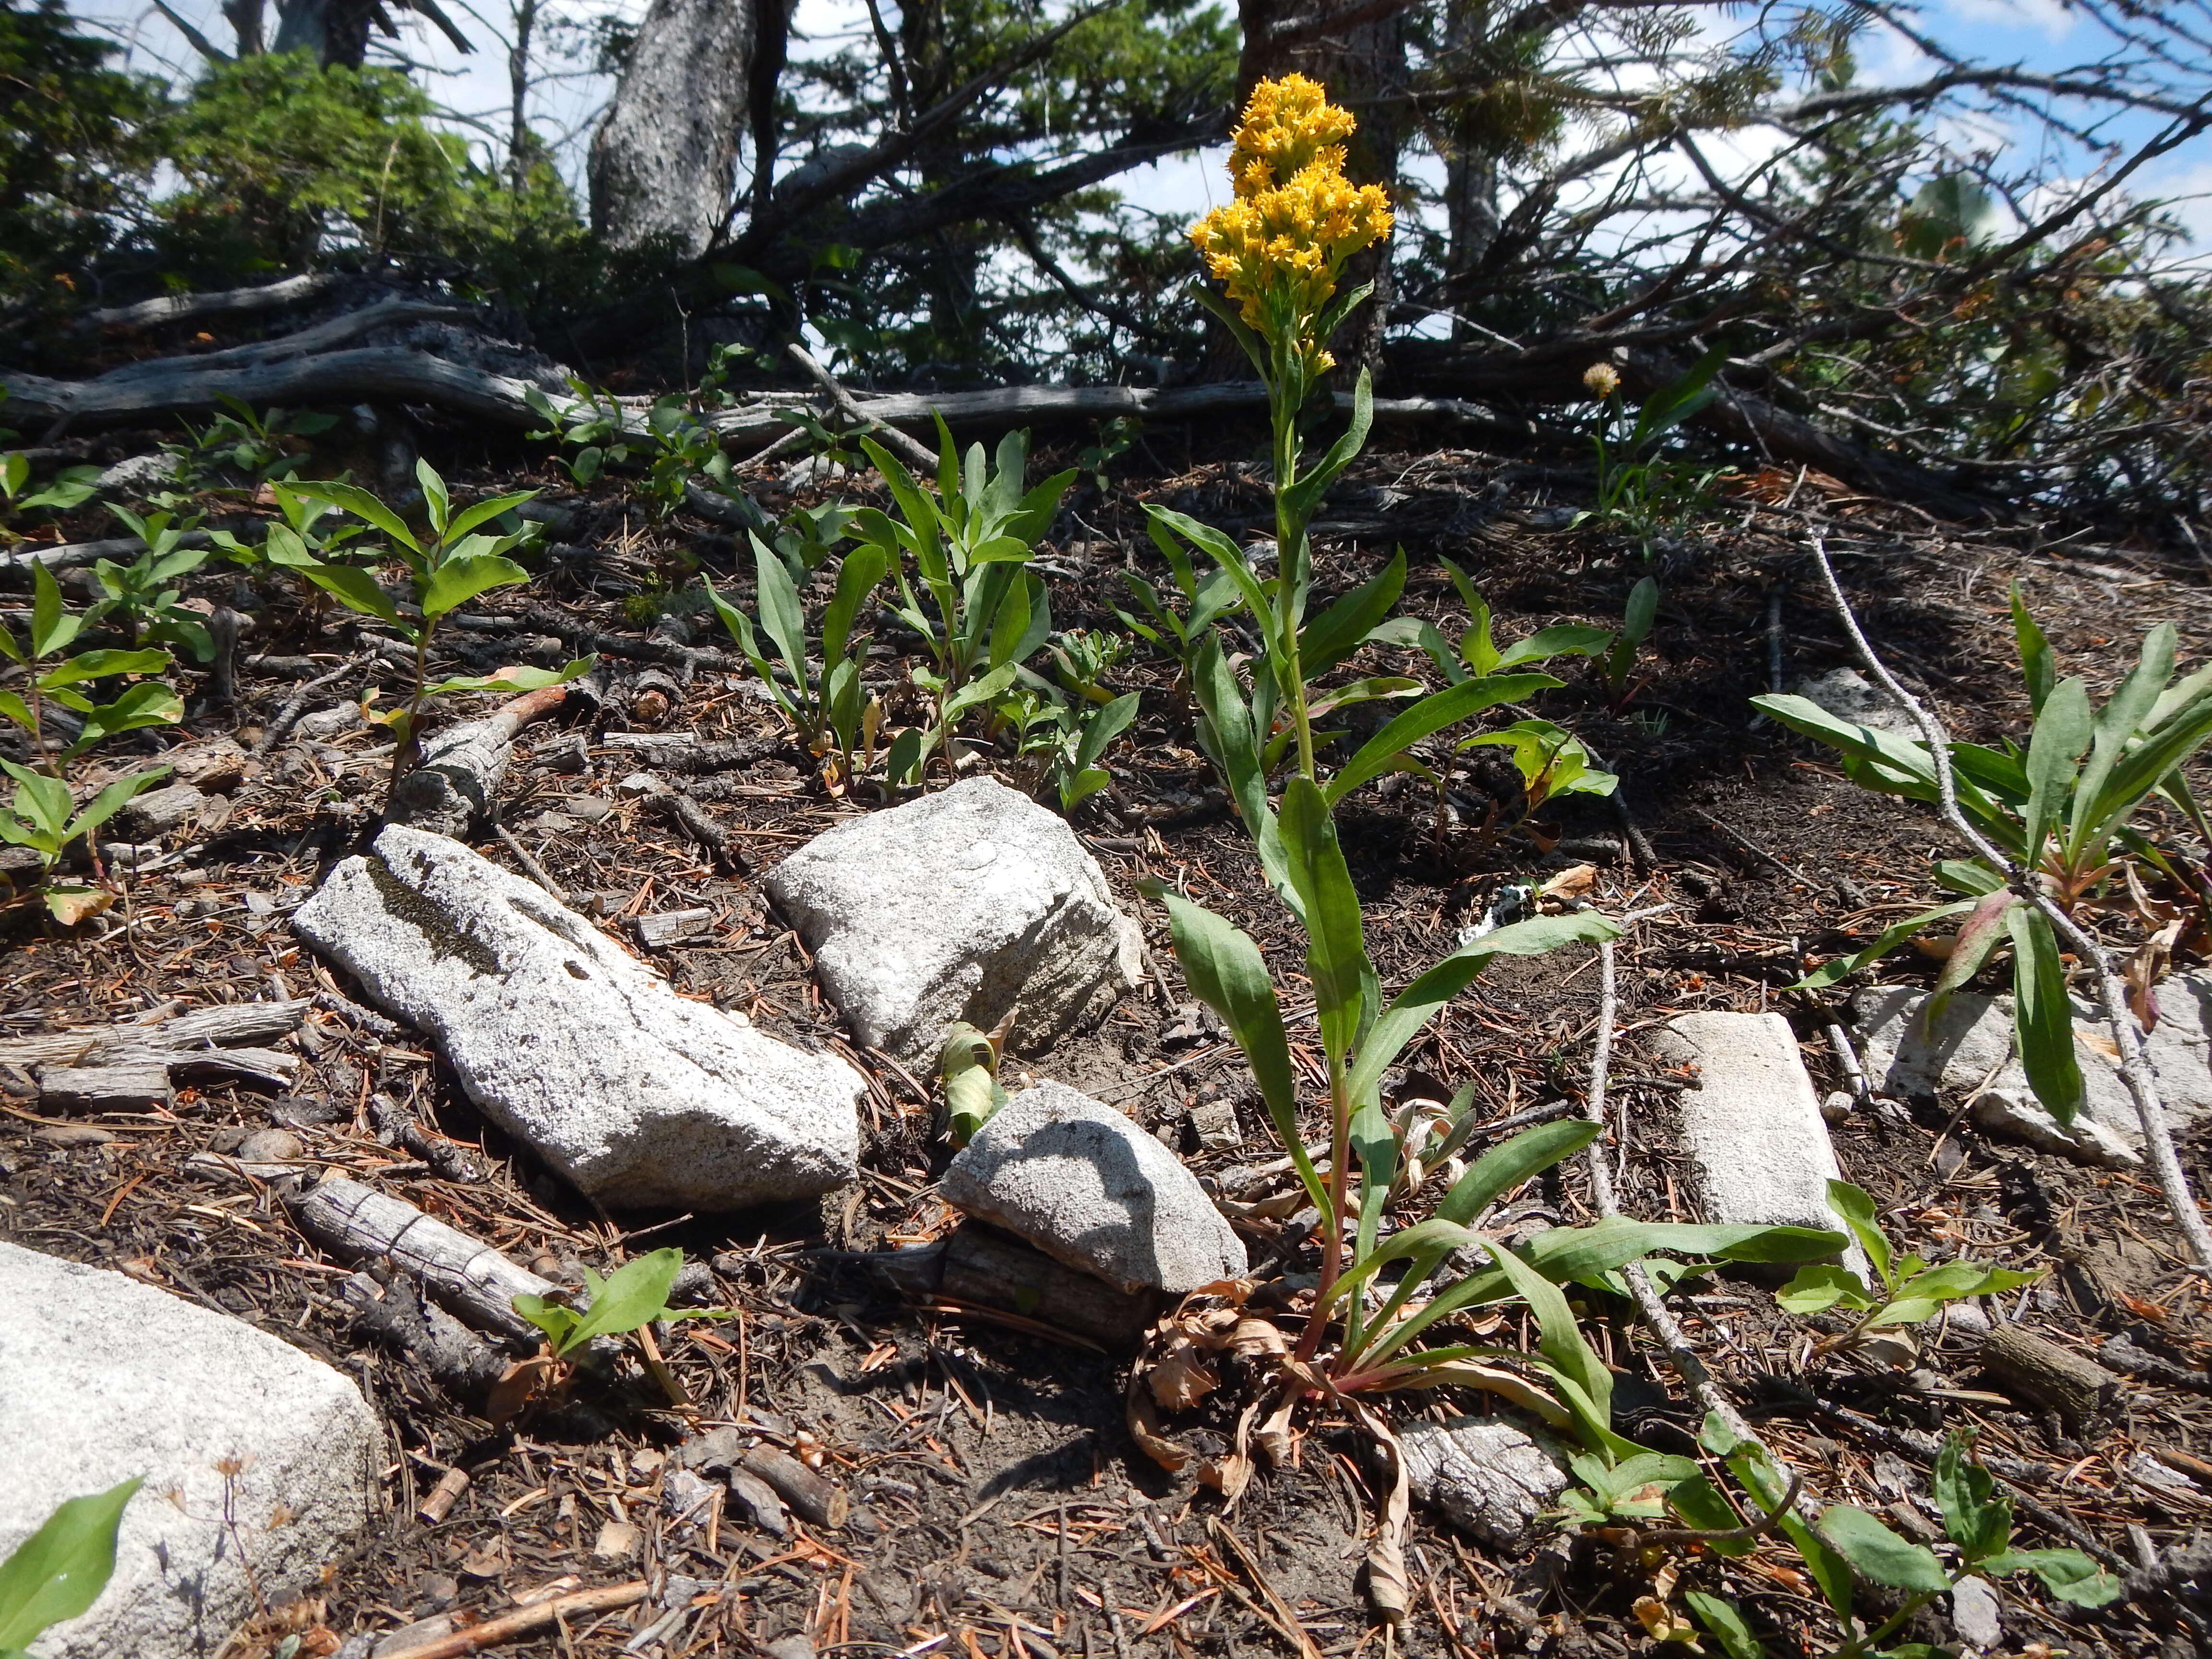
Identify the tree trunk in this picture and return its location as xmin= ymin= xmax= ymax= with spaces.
xmin=272 ymin=0 xmax=378 ymax=66
xmin=1235 ymin=0 xmax=1407 ymax=375
xmin=588 ymin=0 xmax=756 ymax=256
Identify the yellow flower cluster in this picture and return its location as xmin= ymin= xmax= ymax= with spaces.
xmin=1189 ymin=75 xmax=1392 ymax=371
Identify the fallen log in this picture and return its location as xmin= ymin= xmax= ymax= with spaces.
xmin=0 ymin=530 xmax=212 ymax=576
xmin=385 ymin=682 xmax=575 ymax=837
xmin=289 ymin=1174 xmax=557 ymax=1343
xmin=341 ymin=1270 xmax=510 ymax=1399
xmin=86 ymin=273 xmax=341 ymax=334
xmin=0 ymin=998 xmax=309 ymax=1070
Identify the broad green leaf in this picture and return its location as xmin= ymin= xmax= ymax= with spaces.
xmin=2021 ymin=677 xmax=2092 ymax=867
xmin=1435 ymin=1120 xmax=1600 ymax=1226
xmin=1280 ymin=367 xmax=1373 ymax=526
xmin=2006 ymin=904 xmax=2082 ymax=1125
xmin=299 ymin=479 xmax=422 ymax=553
xmin=1823 ymin=1181 xmax=1893 ymax=1289
xmin=421 ymin=553 xmax=529 ymax=620
xmin=1750 ymin=693 xmax=1940 ymax=797
xmin=0 ymin=692 xmax=31 ymax=735
xmin=1497 ymin=624 xmax=1612 ymax=669
xmin=1299 ymin=549 xmax=1405 ymax=679
xmin=442 ymin=489 xmax=540 ymax=546
xmin=1075 ymin=692 xmax=1140 ymax=772
xmin=1346 ymin=912 xmax=1619 ymax=1111
xmin=1158 ymin=889 xmax=1325 ymax=1213
xmin=858 ymin=436 xmax=942 ymax=548
xmin=0 ymin=1477 xmax=140 ymax=1651
xmin=1817 ymin=1505 xmax=1950 ymax=1593
xmin=70 ymin=767 xmax=173 ymax=839
xmin=29 ymin=565 xmax=81 ymax=660
xmin=297 ymin=561 xmax=403 ymax=625
xmin=69 ymin=683 xmax=184 ymax=752
xmin=1619 ymin=576 xmax=1659 ymax=648
xmin=1683 ymin=1591 xmax=1765 ymax=1659
xmin=1792 ymin=900 xmax=1976 ymax=991
xmin=1777 ymin=1263 xmax=1873 ymax=1315
xmin=1480 ymin=1238 xmax=1615 ymax=1441
xmin=0 ymin=759 xmax=72 ymax=838
xmin=36 ymin=649 xmax=172 ymax=689
xmin=564 ymin=1248 xmax=685 ymax=1352
xmin=418 ymin=659 xmax=594 ymax=697
xmin=1982 ymin=1548 xmax=2121 ymax=1607
xmin=1933 ymin=1434 xmax=2010 ymax=1562
xmin=1146 ymin=505 xmax=1277 ymax=660
xmin=1670 ymin=1478 xmax=1758 ymax=1558
xmin=416 ymin=457 xmax=450 ymax=534
xmin=822 ymin=543 xmax=889 ymax=665
xmin=1188 ymin=634 xmax=1297 ymax=916
xmin=1279 ymin=778 xmax=1370 ymax=1063
xmin=1326 ymin=674 xmax=1563 ymax=806
xmin=1526 ymin=1218 xmax=1847 ymax=1284
xmin=750 ymin=532 xmax=809 ymax=682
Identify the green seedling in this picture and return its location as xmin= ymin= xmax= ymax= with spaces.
xmin=1757 ymin=586 xmax=2212 ymax=1124
xmin=1461 ymin=717 xmax=1618 ymax=826
xmin=168 ymin=395 xmax=333 ymax=490
xmin=1778 ymin=1180 xmax=2037 ymax=1356
xmin=501 ymin=1248 xmax=730 ymax=1421
xmin=1602 ymin=576 xmax=1659 ymax=705
xmin=854 ymin=420 xmax=1074 ymax=785
xmin=0 ymin=452 xmax=99 ymax=520
xmin=708 ymin=532 xmax=887 ymax=789
xmin=1008 ymin=684 xmax=1140 ymax=813
xmin=938 ymin=1020 xmax=1010 ymax=1146
xmin=95 ymin=506 xmax=215 ymax=661
xmin=1674 ymin=1421 xmax=2116 ymax=1658
xmin=1373 ymin=555 xmax=1613 ymax=687
xmin=284 ymin=459 xmax=591 ymax=777
xmin=0 ymin=760 xmax=172 ymax=921
xmin=1045 ymin=628 xmax=1132 ymax=706
xmin=0 ymin=1477 xmax=140 ymax=1659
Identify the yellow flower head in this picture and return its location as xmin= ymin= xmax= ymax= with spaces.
xmin=1582 ymin=362 xmax=1621 ymax=399
xmin=1189 ymin=76 xmax=1391 ymax=374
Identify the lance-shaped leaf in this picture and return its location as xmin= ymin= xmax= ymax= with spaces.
xmin=1326 ymin=674 xmax=1562 ymax=806
xmin=2006 ymin=902 xmax=2082 ymax=1124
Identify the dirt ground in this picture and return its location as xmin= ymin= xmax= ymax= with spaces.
xmin=6 ymin=408 xmax=2212 ymax=1659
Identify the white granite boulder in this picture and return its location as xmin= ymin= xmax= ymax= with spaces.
xmin=940 ymin=1082 xmax=1246 ymax=1295
xmin=1793 ymin=667 xmax=1917 ymax=734
xmin=0 ymin=1241 xmax=379 ymax=1659
xmin=294 ymin=825 xmax=862 ymax=1208
xmin=1851 ymin=976 xmax=2212 ymax=1166
xmin=1652 ymin=1011 xmax=1865 ymax=1275
xmin=763 ymin=776 xmax=1143 ymax=1061
xmin=1400 ymin=1417 xmax=1571 ymax=1548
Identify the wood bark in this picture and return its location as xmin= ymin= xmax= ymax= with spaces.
xmin=385 ymin=682 xmax=573 ymax=837
xmin=589 ymin=0 xmax=756 ymax=255
xmin=0 ymin=998 xmax=309 ymax=1070
xmin=1979 ymin=1322 xmax=2118 ymax=1430
xmin=290 ymin=1174 xmax=557 ymax=1342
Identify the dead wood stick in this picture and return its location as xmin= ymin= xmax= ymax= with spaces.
xmin=86 ymin=273 xmax=339 ymax=333
xmin=1805 ymin=533 xmax=2212 ymax=1274
xmin=739 ymin=1446 xmax=848 ymax=1528
xmin=786 ymin=343 xmax=939 ymax=471
xmin=0 ymin=998 xmax=309 ymax=1069
xmin=253 ymin=653 xmax=369 ymax=757
xmin=366 ymin=1579 xmax=648 ymax=1658
xmin=341 ymin=1271 xmax=509 ymax=1400
xmin=0 ymin=530 xmax=211 ymax=576
xmin=1979 ymin=1322 xmax=2118 ymax=1430
xmin=290 ymin=1174 xmax=557 ymax=1342
xmin=385 ymin=682 xmax=574 ymax=837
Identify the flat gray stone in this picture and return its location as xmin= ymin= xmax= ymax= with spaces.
xmin=1851 ymin=977 xmax=2212 ymax=1166
xmin=1793 ymin=667 xmax=1916 ymax=734
xmin=1653 ymin=1011 xmax=1864 ymax=1274
xmin=1399 ymin=1417 xmax=1570 ymax=1548
xmin=294 ymin=825 xmax=862 ymax=1208
xmin=0 ymin=1240 xmax=379 ymax=1659
xmin=1950 ymin=1575 xmax=2002 ymax=1650
xmin=117 ymin=782 xmax=206 ymax=838
xmin=763 ymin=776 xmax=1142 ymax=1061
xmin=940 ymin=1081 xmax=1245 ymax=1295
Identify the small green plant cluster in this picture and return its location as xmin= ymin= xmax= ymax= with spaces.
xmin=1628 ymin=1422 xmax=2119 ymax=1657
xmin=0 ymin=564 xmax=180 ymax=920
xmin=164 ymin=396 xmax=334 ymax=493
xmin=1575 ymin=352 xmax=1732 ymax=552
xmin=1779 ymin=1180 xmax=2037 ymax=1356
xmin=277 ymin=459 xmax=591 ymax=778
xmin=0 ymin=453 xmax=99 ymax=523
xmin=501 ymin=1247 xmax=730 ymax=1420
xmin=1758 ymin=587 xmax=2212 ymax=1125
xmin=95 ymin=508 xmax=215 ymax=661
xmin=526 ymin=347 xmax=764 ymax=527
xmin=0 ymin=1476 xmax=139 ymax=1658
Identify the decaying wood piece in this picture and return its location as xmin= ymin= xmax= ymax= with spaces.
xmin=385 ymin=683 xmax=574 ymax=836
xmin=290 ymin=1174 xmax=557 ymax=1343
xmin=365 ymin=1579 xmax=648 ymax=1659
xmin=1 ymin=531 xmax=212 ymax=576
xmin=32 ymin=1060 xmax=173 ymax=1113
xmin=0 ymin=998 xmax=310 ymax=1070
xmin=341 ymin=1270 xmax=510 ymax=1399
xmin=1980 ymin=1323 xmax=2118 ymax=1430
xmin=86 ymin=273 xmax=340 ymax=333
xmin=938 ymin=1222 xmax=1156 ymax=1349
xmin=738 ymin=1445 xmax=848 ymax=1529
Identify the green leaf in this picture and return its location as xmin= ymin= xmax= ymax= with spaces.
xmin=2021 ymin=677 xmax=2092 ymax=869
xmin=1526 ymin=1219 xmax=1848 ymax=1284
xmin=1075 ymin=692 xmax=1140 ymax=772
xmin=2006 ymin=904 xmax=2082 ymax=1125
xmin=1816 ymin=1505 xmax=1950 ymax=1593
xmin=442 ymin=489 xmax=541 ymax=546
xmin=1683 ymin=1591 xmax=1765 ymax=1659
xmin=1157 ymin=888 xmax=1325 ymax=1214
xmin=822 ymin=544 xmax=889 ymax=666
xmin=68 ymin=683 xmax=184 ymax=753
xmin=1280 ymin=367 xmax=1373 ymax=525
xmin=1434 ymin=1120 xmax=1600 ymax=1226
xmin=296 ymin=561 xmax=402 ymax=625
xmin=1146 ymin=505 xmax=1277 ymax=660
xmin=1777 ymin=1263 xmax=1874 ymax=1315
xmin=1325 ymin=674 xmax=1563 ymax=806
xmin=1982 ymin=1548 xmax=2121 ymax=1607
xmin=0 ymin=692 xmax=31 ymax=736
xmin=1924 ymin=887 xmax=2020 ymax=1026
xmin=0 ymin=1477 xmax=140 ymax=1651
xmin=0 ymin=758 xmax=72 ymax=839
xmin=36 ymin=649 xmax=172 ymax=689
xmin=1791 ymin=900 xmax=1977 ymax=991
xmin=1299 ymin=549 xmax=1405 ymax=679
xmin=750 ymin=532 xmax=809 ymax=684
xmin=298 ymin=479 xmax=422 ymax=554
xmin=1279 ymin=778 xmax=1371 ymax=1064
xmin=421 ymin=553 xmax=529 ymax=621
xmin=70 ymin=767 xmax=172 ymax=840
xmin=1823 ymin=1181 xmax=1893 ymax=1289
xmin=1498 ymin=624 xmax=1612 ymax=669
xmin=1669 ymin=1477 xmax=1758 ymax=1557
xmin=416 ymin=457 xmax=450 ymax=534
xmin=29 ymin=564 xmax=81 ymax=660
xmin=418 ymin=659 xmax=594 ymax=698
xmin=1933 ymin=1434 xmax=2011 ymax=1562
xmin=1188 ymin=633 xmax=1297 ymax=916
xmin=1346 ymin=912 xmax=1620 ymax=1112
xmin=2010 ymin=582 xmax=2054 ymax=715
xmin=562 ymin=1248 xmax=686 ymax=1354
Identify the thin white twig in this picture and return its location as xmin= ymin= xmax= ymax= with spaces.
xmin=1804 ymin=532 xmax=2212 ymax=1274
